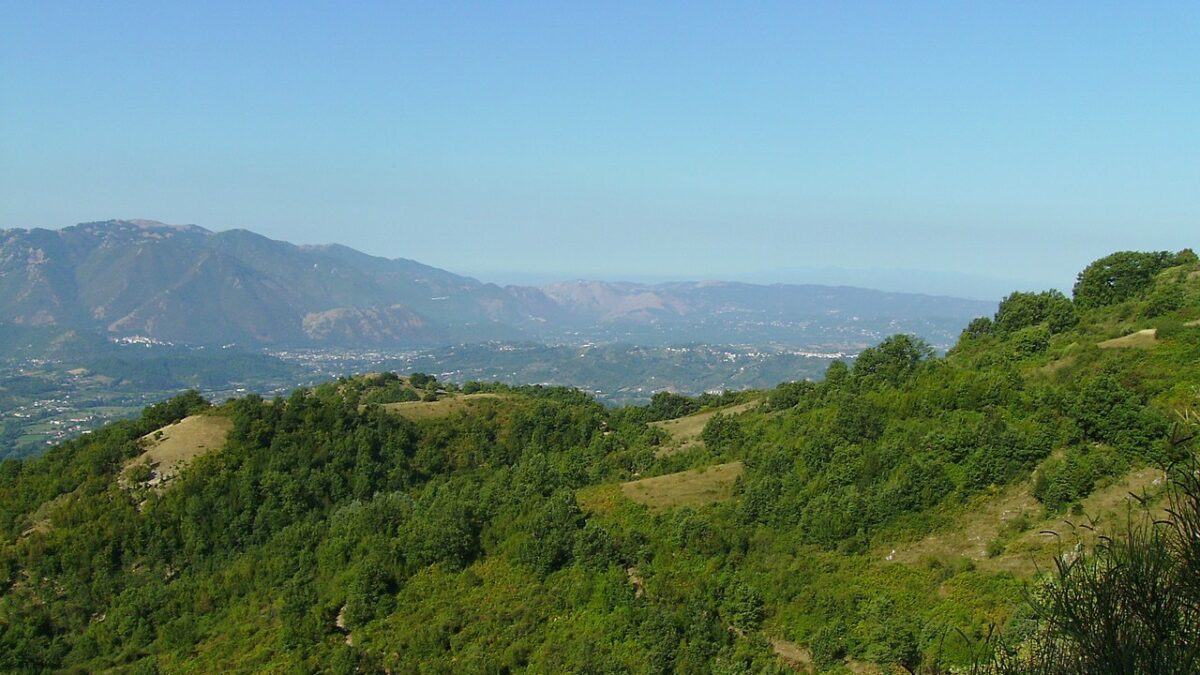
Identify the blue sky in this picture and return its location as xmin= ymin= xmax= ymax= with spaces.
xmin=2 ymin=2 xmax=1197 ymax=296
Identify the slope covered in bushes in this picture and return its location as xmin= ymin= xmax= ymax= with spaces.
xmin=0 ymin=250 xmax=1197 ymax=673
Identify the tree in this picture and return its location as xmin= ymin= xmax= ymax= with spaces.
xmin=702 ymin=413 xmax=745 ymax=453
xmin=993 ymin=290 xmax=1076 ymax=335
xmin=1072 ymin=251 xmax=1180 ymax=309
xmin=963 ymin=316 xmax=995 ymax=339
xmin=852 ymin=334 xmax=933 ymax=387
xmin=645 ymin=391 xmax=700 ymax=422
xmin=514 ymin=490 xmax=583 ymax=577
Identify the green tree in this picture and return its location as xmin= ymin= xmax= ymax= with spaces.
xmin=852 ymin=334 xmax=933 ymax=387
xmin=1072 ymin=250 xmax=1180 ymax=309
xmin=993 ymin=290 xmax=1076 ymax=335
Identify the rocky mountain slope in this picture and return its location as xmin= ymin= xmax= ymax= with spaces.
xmin=0 ymin=219 xmax=995 ymax=347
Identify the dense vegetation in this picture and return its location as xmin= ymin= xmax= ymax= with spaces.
xmin=0 ymin=250 xmax=1197 ymax=673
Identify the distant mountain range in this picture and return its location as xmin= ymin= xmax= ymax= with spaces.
xmin=0 ymin=220 xmax=996 ymax=348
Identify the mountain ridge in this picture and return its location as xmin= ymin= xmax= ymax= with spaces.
xmin=0 ymin=219 xmax=995 ymax=348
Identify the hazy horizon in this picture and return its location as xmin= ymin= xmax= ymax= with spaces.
xmin=3 ymin=4 xmax=1197 ymax=295
xmin=11 ymin=216 xmax=1041 ymax=300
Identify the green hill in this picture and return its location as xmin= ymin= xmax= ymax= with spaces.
xmin=1 ymin=250 xmax=1197 ymax=673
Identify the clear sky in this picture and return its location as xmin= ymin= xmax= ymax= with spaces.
xmin=2 ymin=2 xmax=1197 ymax=296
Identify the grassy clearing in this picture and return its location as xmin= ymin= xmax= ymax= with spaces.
xmin=1098 ymin=328 xmax=1158 ymax=349
xmin=882 ymin=480 xmax=1040 ymax=567
xmin=881 ymin=465 xmax=1167 ymax=575
xmin=993 ymin=465 xmax=1167 ymax=573
xmin=576 ymin=483 xmax=623 ymax=514
xmin=123 ymin=414 xmax=233 ymax=490
xmin=620 ymin=461 xmax=743 ymax=510
xmin=380 ymin=393 xmax=504 ymax=420
xmin=651 ymin=400 xmax=761 ymax=455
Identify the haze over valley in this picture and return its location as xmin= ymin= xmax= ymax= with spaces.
xmin=0 ymin=219 xmax=996 ymax=456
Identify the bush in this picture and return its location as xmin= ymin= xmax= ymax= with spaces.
xmin=1154 ymin=318 xmax=1185 ymax=341
xmin=766 ymin=381 xmax=817 ymax=411
xmin=810 ymin=623 xmax=848 ymax=670
xmin=409 ymin=372 xmax=436 ymax=389
xmin=702 ymin=413 xmax=745 ymax=453
xmin=964 ymin=316 xmax=995 ymax=338
xmin=644 ymin=391 xmax=700 ymax=422
xmin=1145 ymin=283 xmax=1185 ymax=318
xmin=1012 ymin=324 xmax=1051 ymax=356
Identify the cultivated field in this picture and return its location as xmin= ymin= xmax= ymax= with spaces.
xmin=620 ymin=461 xmax=744 ymax=509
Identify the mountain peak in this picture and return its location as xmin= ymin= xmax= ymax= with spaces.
xmin=69 ymin=219 xmax=212 ymax=236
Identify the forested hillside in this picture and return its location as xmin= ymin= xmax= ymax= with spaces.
xmin=1 ymin=250 xmax=1198 ymax=673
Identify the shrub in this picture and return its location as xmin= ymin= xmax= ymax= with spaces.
xmin=1012 ymin=324 xmax=1051 ymax=356
xmin=1145 ymin=283 xmax=1185 ymax=318
xmin=989 ymin=455 xmax=1200 ymax=673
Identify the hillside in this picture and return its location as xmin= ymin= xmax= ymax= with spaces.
xmin=0 ymin=249 xmax=1197 ymax=673
xmin=0 ymin=220 xmax=993 ymax=349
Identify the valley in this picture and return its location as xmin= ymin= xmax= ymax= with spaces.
xmin=0 ymin=219 xmax=1000 ymax=460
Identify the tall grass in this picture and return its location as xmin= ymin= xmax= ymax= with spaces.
xmin=981 ymin=429 xmax=1199 ymax=674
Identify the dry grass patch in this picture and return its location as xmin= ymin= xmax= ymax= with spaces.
xmin=380 ymin=393 xmax=504 ymax=420
xmin=123 ymin=414 xmax=232 ymax=491
xmin=992 ymin=465 xmax=1167 ymax=574
xmin=1098 ymin=328 xmax=1158 ymax=349
xmin=621 ymin=461 xmax=743 ymax=510
xmin=1036 ymin=354 xmax=1076 ymax=378
xmin=881 ymin=465 xmax=1168 ymax=576
xmin=769 ymin=636 xmax=814 ymax=672
xmin=882 ymin=480 xmax=1041 ymax=567
xmin=576 ymin=483 xmax=623 ymax=514
xmin=651 ymin=400 xmax=761 ymax=456
xmin=19 ymin=491 xmax=73 ymax=538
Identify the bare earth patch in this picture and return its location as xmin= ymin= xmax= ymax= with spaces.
xmin=1098 ymin=328 xmax=1157 ymax=349
xmin=19 ymin=491 xmax=73 ymax=538
xmin=380 ymin=393 xmax=504 ymax=420
xmin=770 ymin=636 xmax=814 ymax=672
xmin=651 ymin=400 xmax=760 ymax=456
xmin=621 ymin=461 xmax=744 ymax=509
xmin=122 ymin=415 xmax=233 ymax=491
